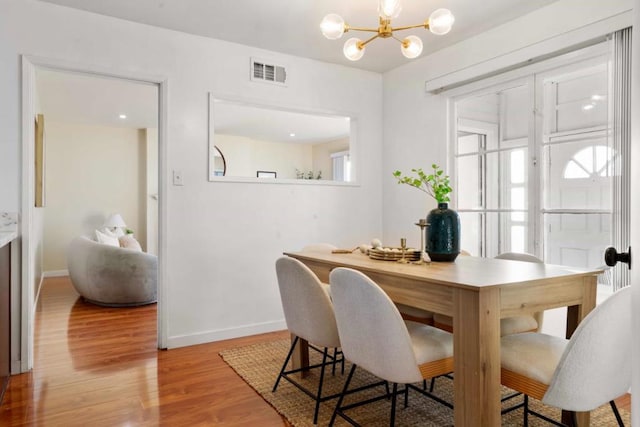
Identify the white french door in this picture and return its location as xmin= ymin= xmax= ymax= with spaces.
xmin=452 ymin=43 xmax=616 ymax=276
xmin=454 ymin=80 xmax=532 ymax=258
xmin=536 ymin=55 xmax=613 ymax=270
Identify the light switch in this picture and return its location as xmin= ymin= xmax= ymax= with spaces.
xmin=173 ymin=170 xmax=184 ymax=186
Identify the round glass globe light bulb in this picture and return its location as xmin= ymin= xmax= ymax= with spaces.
xmin=401 ymin=35 xmax=423 ymax=59
xmin=343 ymin=38 xmax=365 ymax=61
xmin=428 ymin=8 xmax=455 ymax=35
xmin=320 ymin=14 xmax=345 ymax=40
xmin=378 ymin=0 xmax=402 ymax=19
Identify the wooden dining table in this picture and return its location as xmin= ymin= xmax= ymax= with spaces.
xmin=284 ymin=250 xmax=600 ymax=426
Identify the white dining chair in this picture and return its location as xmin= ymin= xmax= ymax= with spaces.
xmin=433 ymin=252 xmax=544 ymax=335
xmin=301 ymin=243 xmax=337 ymax=297
xmin=500 ymin=286 xmax=631 ymax=426
xmin=301 ymin=243 xmax=338 ymax=253
xmin=303 ymin=243 xmax=435 ymax=326
xmin=328 ymin=267 xmax=454 ymax=426
xmin=495 ymin=252 xmax=544 ymax=334
xmin=273 ymin=256 xmax=343 ymax=424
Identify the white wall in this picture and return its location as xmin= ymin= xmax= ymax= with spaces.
xmin=382 ymin=0 xmax=633 ymax=351
xmin=382 ymin=0 xmax=632 ymax=250
xmin=42 ymin=121 xmax=147 ymax=271
xmin=381 ymin=3 xmax=635 ymax=411
xmin=0 ymin=0 xmax=383 ymax=348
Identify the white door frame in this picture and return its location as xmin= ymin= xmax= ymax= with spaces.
xmin=630 ymin=0 xmax=640 ymax=422
xmin=19 ymin=55 xmax=169 ymax=371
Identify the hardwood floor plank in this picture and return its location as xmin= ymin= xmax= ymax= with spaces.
xmin=0 ymin=277 xmax=290 ymax=426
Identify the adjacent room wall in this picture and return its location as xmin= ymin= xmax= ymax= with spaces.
xmin=42 ymin=121 xmax=147 ymax=272
xmin=312 ymin=138 xmax=349 ymax=180
xmin=215 ymin=135 xmax=349 ymax=180
xmin=214 ymin=135 xmax=313 ymax=179
xmin=0 ymin=0 xmax=383 ymax=349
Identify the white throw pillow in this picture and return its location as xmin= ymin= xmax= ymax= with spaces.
xmin=101 ymin=227 xmax=125 ymax=238
xmin=119 ymin=234 xmax=142 ymax=252
xmin=95 ymin=229 xmax=120 ymax=247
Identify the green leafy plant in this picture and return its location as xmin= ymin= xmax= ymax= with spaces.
xmin=296 ymin=169 xmax=322 ymax=180
xmin=393 ymin=164 xmax=452 ymax=203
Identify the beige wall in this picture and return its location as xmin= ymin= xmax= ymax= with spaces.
xmin=215 ymin=135 xmax=349 ymax=180
xmin=43 ymin=121 xmax=147 ymax=271
xmin=312 ymin=138 xmax=349 ymax=180
xmin=215 ymin=134 xmax=313 ymax=179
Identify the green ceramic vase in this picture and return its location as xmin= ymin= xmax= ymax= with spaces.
xmin=426 ymin=202 xmax=460 ymax=262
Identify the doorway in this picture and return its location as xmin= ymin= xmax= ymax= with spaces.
xmin=19 ymin=57 xmax=168 ymax=372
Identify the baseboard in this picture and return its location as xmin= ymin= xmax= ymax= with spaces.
xmin=43 ymin=269 xmax=69 ymax=278
xmin=166 ymin=319 xmax=287 ymax=349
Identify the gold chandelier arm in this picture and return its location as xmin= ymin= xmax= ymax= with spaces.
xmin=345 ymin=25 xmax=380 ymax=33
xmin=359 ymin=33 xmax=381 ymax=48
xmin=390 ymin=21 xmax=429 ymax=32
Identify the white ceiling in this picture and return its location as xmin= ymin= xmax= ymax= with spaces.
xmin=37 ymin=0 xmax=559 ymax=74
xmin=213 ymin=100 xmax=350 ymax=144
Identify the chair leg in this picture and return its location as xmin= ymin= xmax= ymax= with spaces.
xmin=312 ymin=348 xmax=329 ymax=425
xmin=429 ymin=378 xmax=435 ymax=393
xmin=272 ymin=336 xmax=299 ymax=392
xmin=332 ymin=348 xmax=338 ymax=376
xmin=390 ymin=382 xmax=398 ymax=427
xmin=523 ymin=394 xmax=529 ymax=427
xmin=329 ymin=364 xmax=357 ymax=427
xmin=404 ymin=383 xmax=409 ymax=408
xmin=610 ymin=400 xmax=625 ymax=427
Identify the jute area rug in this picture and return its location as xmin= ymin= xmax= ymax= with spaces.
xmin=219 ymin=339 xmax=630 ymax=427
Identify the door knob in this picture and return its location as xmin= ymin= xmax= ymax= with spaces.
xmin=604 ymin=246 xmax=631 ymax=269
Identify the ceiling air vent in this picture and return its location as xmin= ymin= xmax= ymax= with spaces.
xmin=251 ymin=57 xmax=287 ymax=86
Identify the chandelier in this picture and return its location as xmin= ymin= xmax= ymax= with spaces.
xmin=320 ymin=0 xmax=455 ymax=61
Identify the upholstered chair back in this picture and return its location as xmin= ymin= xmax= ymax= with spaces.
xmin=495 ymin=252 xmax=544 ymax=331
xmin=275 ymin=257 xmax=340 ymax=349
xmin=301 ymin=243 xmax=337 ymax=253
xmin=543 ymin=286 xmax=632 ymax=411
xmin=330 ymin=267 xmax=422 ymax=384
xmin=495 ymin=252 xmax=543 ymax=263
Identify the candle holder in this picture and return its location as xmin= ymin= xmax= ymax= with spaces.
xmin=414 ymin=219 xmax=429 ymax=265
xmin=398 ymin=238 xmax=409 ymax=264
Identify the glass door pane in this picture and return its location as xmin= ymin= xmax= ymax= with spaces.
xmin=540 ymin=55 xmax=612 ymax=269
xmin=455 ymin=82 xmax=530 ymax=257
xmin=544 ymin=213 xmax=611 ymax=268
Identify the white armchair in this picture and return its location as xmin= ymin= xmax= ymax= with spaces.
xmin=67 ymin=236 xmax=157 ymax=307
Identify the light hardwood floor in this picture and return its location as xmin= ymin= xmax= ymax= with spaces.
xmin=0 ymin=277 xmax=290 ymax=426
xmin=0 ymin=277 xmax=630 ymax=426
